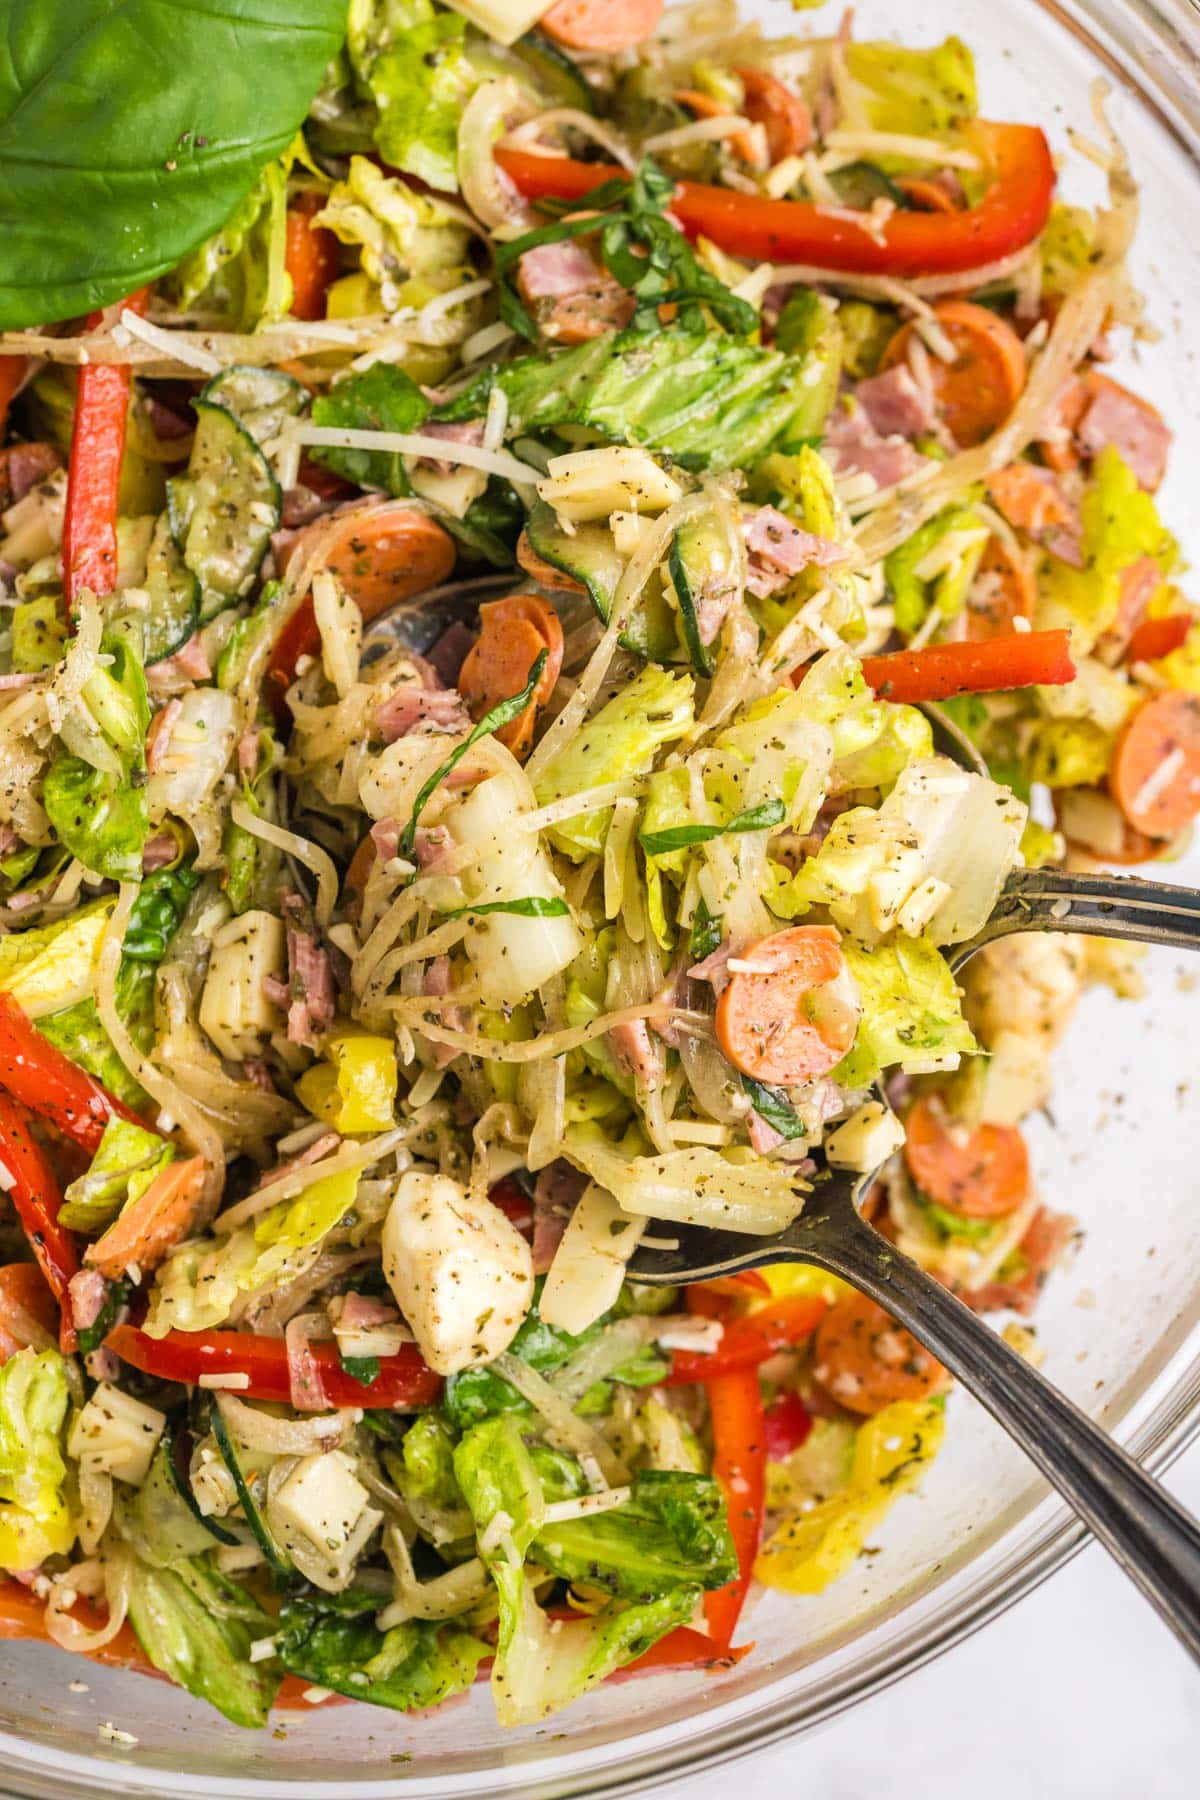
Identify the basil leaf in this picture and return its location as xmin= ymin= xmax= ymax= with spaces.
xmin=0 ymin=1 xmax=346 ymax=329
xmin=688 ymin=899 xmax=723 ymax=964
xmin=338 ymin=1352 xmax=382 ymax=1388
xmin=639 ymin=798 xmax=785 ymax=858
xmin=439 ymin=896 xmax=569 ymax=921
xmin=739 ymin=1075 xmax=807 ymax=1141
xmin=399 ymin=650 xmax=548 ymax=856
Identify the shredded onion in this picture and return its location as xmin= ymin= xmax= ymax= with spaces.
xmin=215 ymin=1392 xmax=352 ymax=1456
xmin=214 ymin=1127 xmax=408 ymax=1234
xmin=44 ymin=1555 xmax=130 ymax=1654
xmin=230 ymin=801 xmax=338 ymax=929
xmin=458 ymin=78 xmax=536 ymax=234
xmin=492 ymin=1352 xmax=628 ymax=1487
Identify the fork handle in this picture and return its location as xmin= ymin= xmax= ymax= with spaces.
xmin=805 ymin=1207 xmax=1200 ymax=1662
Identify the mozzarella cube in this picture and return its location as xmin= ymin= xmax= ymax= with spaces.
xmin=382 ymin=1169 xmax=534 ymax=1375
xmin=824 ymin=1100 xmax=906 ymax=1173
xmin=68 ymin=1383 xmax=165 ymax=1486
xmin=538 ymin=448 xmax=683 ymax=523
xmin=272 ymin=1450 xmax=370 ymax=1556
xmin=200 ymin=909 xmax=287 ymax=1061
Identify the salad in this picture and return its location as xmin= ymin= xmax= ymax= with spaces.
xmin=0 ymin=0 xmax=1192 ymax=1735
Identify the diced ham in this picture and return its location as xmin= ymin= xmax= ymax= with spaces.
xmin=0 ymin=442 xmax=60 ymax=509
xmin=258 ymin=1131 xmax=341 ymax=1192
xmin=531 ymin=1162 xmax=587 ymax=1276
xmin=747 ymin=1109 xmax=785 ymax=1155
xmin=336 ymin=1293 xmax=400 ymax=1332
xmin=960 ymin=1206 xmax=1078 ymax=1317
xmin=1076 ymin=378 xmax=1171 ymax=492
xmin=375 ymin=683 xmax=470 ymax=744
xmin=822 ymin=403 xmax=932 ymax=490
xmin=68 ymin=1269 xmax=108 ymax=1334
xmin=283 ymin=921 xmax=336 ymax=1049
xmin=516 ymin=240 xmax=635 ymax=344
xmin=609 ymin=1018 xmax=664 ymax=1091
xmin=145 ymin=698 xmax=182 ymax=773
xmin=0 ymin=825 xmax=22 ymax=858
xmin=854 ymin=364 xmax=936 ymax=440
xmin=742 ymin=504 xmax=847 ymax=599
xmin=85 ymin=1347 xmax=121 ymax=1383
xmin=687 ymin=939 xmax=733 ymax=995
xmin=416 ymin=419 xmax=486 ymax=477
xmin=243 ymin=1057 xmax=277 ymax=1093
xmin=141 ymin=833 xmax=178 ymax=872
xmin=422 ymin=954 xmax=469 ymax=1069
xmin=413 ymin=825 xmax=455 ymax=872
xmin=237 ymin=728 xmax=260 ymax=778
xmin=282 ymin=483 xmax=335 ymax=530
xmin=370 ymin=817 xmax=402 ymax=862
xmin=146 ymin=632 xmax=211 ymax=695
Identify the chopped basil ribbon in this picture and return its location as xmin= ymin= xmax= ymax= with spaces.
xmin=439 ymin=896 xmax=570 ymax=920
xmin=398 ymin=649 xmax=548 ymax=857
xmin=639 ymin=797 xmax=785 ymax=858
xmin=740 ymin=1075 xmax=807 ymax=1140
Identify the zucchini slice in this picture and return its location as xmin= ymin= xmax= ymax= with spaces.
xmin=667 ymin=514 xmax=739 ymax=677
xmin=168 ymin=400 xmax=281 ymax=623
xmin=200 ymin=365 xmax=307 ymax=448
xmin=132 ymin=513 xmax=200 ymax=664
xmin=524 ymin=496 xmax=680 ymax=663
xmin=828 ymin=161 xmax=907 ymax=211
xmin=209 ymin=1396 xmax=294 ymax=1581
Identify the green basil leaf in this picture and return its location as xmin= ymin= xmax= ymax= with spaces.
xmin=439 ymin=896 xmax=569 ymax=921
xmin=639 ymin=798 xmax=785 ymax=858
xmin=687 ymin=899 xmax=723 ymax=964
xmin=399 ymin=649 xmax=548 ymax=856
xmin=338 ymin=1353 xmax=382 ymax=1388
xmin=739 ymin=1075 xmax=807 ymax=1140
xmin=0 ymin=1 xmax=347 ymax=329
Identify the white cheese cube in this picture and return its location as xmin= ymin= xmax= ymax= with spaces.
xmin=68 ymin=1383 xmax=165 ymax=1486
xmin=271 ymin=1450 xmax=370 ymax=1556
xmin=199 ymin=909 xmax=287 ymax=1061
xmin=824 ymin=1100 xmax=906 ymax=1173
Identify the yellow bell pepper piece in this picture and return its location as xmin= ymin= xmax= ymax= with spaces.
xmin=0 ymin=1497 xmax=74 ymax=1572
xmin=754 ymin=1398 xmax=945 ymax=1595
xmin=296 ymin=1030 xmax=397 ymax=1133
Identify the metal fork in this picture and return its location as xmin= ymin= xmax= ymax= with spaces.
xmin=629 ymin=875 xmax=1200 ymax=1660
xmin=358 ymin=579 xmax=1200 ymax=1656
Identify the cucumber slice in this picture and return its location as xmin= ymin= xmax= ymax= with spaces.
xmin=123 ymin=513 xmax=199 ymax=664
xmin=828 ymin=162 xmax=907 ymax=211
xmin=200 ymin=365 xmax=307 ymax=448
xmin=513 ymin=32 xmax=595 ymax=113
xmin=161 ymin=1420 xmax=240 ymax=1547
xmin=169 ymin=400 xmax=281 ymax=623
xmin=209 ymin=1397 xmax=294 ymax=1581
xmin=525 ymin=497 xmax=680 ymax=663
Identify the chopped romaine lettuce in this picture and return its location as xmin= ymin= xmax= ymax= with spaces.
xmin=59 ymin=1116 xmax=175 ymax=1234
xmin=533 ymin=1470 xmax=737 ymax=1602
xmin=348 ymin=0 xmax=475 ymax=193
xmin=534 ymin=666 xmax=694 ymax=859
xmin=1037 ymin=447 xmax=1175 ymax=650
xmin=42 ymin=629 xmax=150 ymax=882
xmin=436 ymin=321 xmax=839 ymax=471
xmin=164 ymin=153 xmax=292 ymax=329
xmin=315 ymin=156 xmax=474 ymax=315
xmin=885 ymin=500 xmax=987 ymax=639
xmin=832 ymin=937 xmax=977 ymax=1086
xmin=837 ymin=37 xmax=977 ymax=142
xmin=0 ymin=1348 xmax=74 ymax=1572
xmin=124 ymin=1553 xmax=281 ymax=1727
xmin=276 ymin=1589 xmax=489 ymax=1710
xmin=309 ymin=362 xmax=428 ymax=496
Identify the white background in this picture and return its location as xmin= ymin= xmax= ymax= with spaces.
xmin=663 ymin=1441 xmax=1200 ymax=1800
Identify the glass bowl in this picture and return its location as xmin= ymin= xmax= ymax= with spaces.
xmin=4 ymin=0 xmax=1200 ymax=1793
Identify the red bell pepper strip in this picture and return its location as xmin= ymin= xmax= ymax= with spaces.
xmin=0 ymin=992 xmax=156 ymax=1155
xmin=703 ymin=1368 xmax=766 ymax=1648
xmin=0 ymin=1091 xmax=79 ymax=1351
xmin=667 ymin=1292 xmax=828 ymax=1386
xmin=0 ymin=1581 xmax=342 ymax=1708
xmin=62 ymin=288 xmax=149 ymax=610
xmin=1124 ymin=613 xmax=1193 ymax=666
xmin=106 ymin=1322 xmax=443 ymax=1410
xmin=621 ymin=1625 xmax=752 ymax=1676
xmin=762 ymin=1390 xmax=813 ymax=1461
xmin=858 ymin=628 xmax=1075 ymax=705
xmin=496 ymin=121 xmax=1054 ymax=278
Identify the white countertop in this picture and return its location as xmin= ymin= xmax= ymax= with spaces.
xmin=664 ymin=1440 xmax=1200 ymax=1800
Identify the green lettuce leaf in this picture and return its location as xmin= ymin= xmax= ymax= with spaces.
xmin=0 ymin=1347 xmax=74 ymax=1571
xmin=533 ymin=1470 xmax=737 ymax=1602
xmin=310 ymin=362 xmax=428 ymax=495
xmin=124 ymin=1553 xmax=280 ymax=1728
xmin=276 ymin=1588 xmax=489 ymax=1710
xmin=43 ymin=630 xmax=150 ymax=882
xmin=436 ymin=321 xmax=839 ymax=471
xmin=833 ymin=936 xmax=977 ymax=1086
xmin=1038 ymin=446 xmax=1176 ymax=650
xmin=59 ymin=1116 xmax=174 ymax=1234
xmin=348 ymin=0 xmax=475 ymax=194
